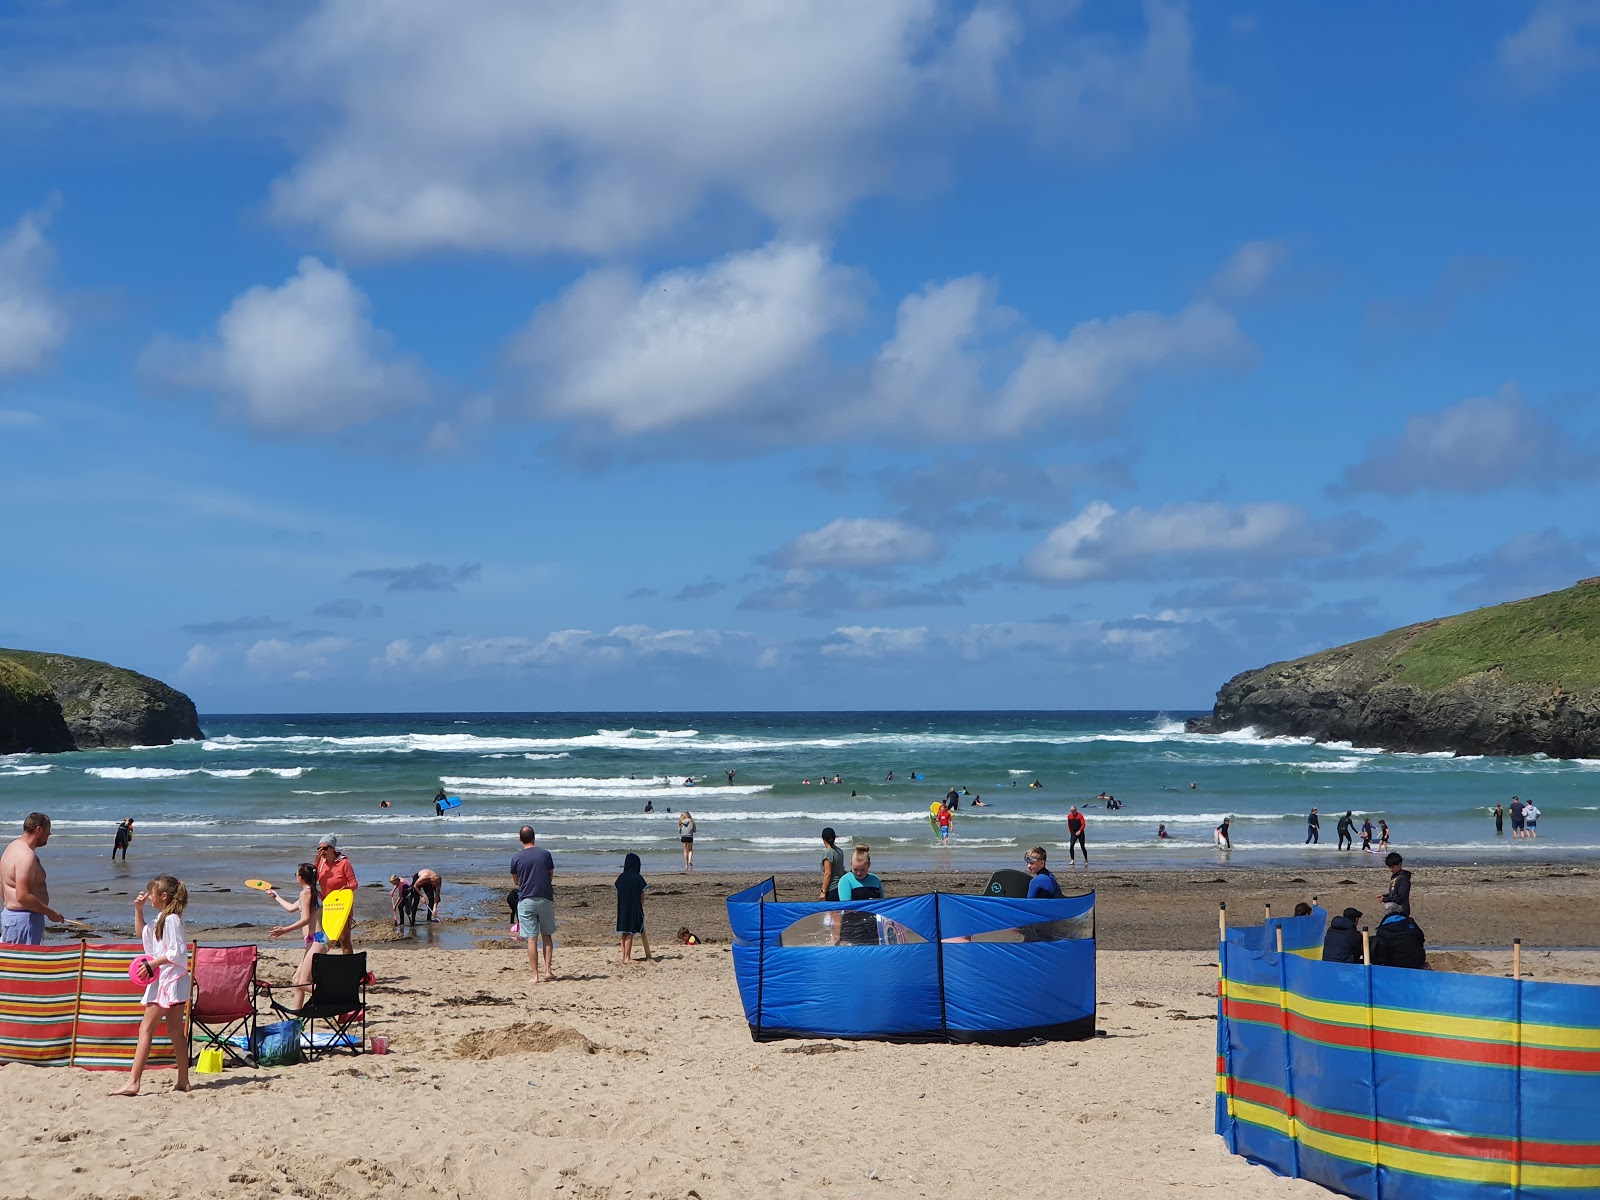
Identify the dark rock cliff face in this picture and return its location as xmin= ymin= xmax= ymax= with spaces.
xmin=0 ymin=658 xmax=75 ymax=754
xmin=1186 ymin=610 xmax=1600 ymax=759
xmin=0 ymin=649 xmax=203 ymax=752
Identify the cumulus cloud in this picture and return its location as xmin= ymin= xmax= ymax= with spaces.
xmin=1337 ymin=385 xmax=1595 ymax=495
xmin=142 ymin=257 xmax=429 ymax=436
xmin=516 ymin=242 xmax=1255 ymax=447
xmin=349 ymin=562 xmax=480 ymax=592
xmin=245 ymin=635 xmax=355 ymax=680
xmin=256 ymin=1 xmax=1195 ymax=256
xmin=380 ymin=625 xmax=748 ymax=672
xmin=1023 ymin=499 xmax=1366 ymax=584
xmin=176 ymin=643 xmax=223 ymax=679
xmin=768 ymin=518 xmax=942 ymax=572
xmin=0 ymin=207 xmax=69 ymax=375
xmin=1498 ymin=0 xmax=1600 ymax=92
xmin=512 ymin=241 xmax=860 ymax=434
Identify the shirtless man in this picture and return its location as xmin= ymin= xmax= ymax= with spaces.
xmin=1 ymin=813 xmax=64 ymax=944
xmin=412 ymin=868 xmax=443 ymax=922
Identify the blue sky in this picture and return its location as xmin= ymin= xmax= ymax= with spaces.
xmin=2 ymin=1 xmax=1598 ymax=713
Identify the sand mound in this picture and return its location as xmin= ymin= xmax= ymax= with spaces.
xmin=453 ymin=1021 xmax=599 ymax=1059
xmin=1428 ymin=950 xmax=1495 ymax=975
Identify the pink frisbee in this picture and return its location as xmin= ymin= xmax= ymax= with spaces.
xmin=128 ymin=955 xmax=155 ymax=984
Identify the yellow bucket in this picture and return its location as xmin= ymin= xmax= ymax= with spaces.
xmin=196 ymin=1046 xmax=225 ymax=1074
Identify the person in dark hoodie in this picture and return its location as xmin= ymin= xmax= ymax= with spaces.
xmin=1371 ymin=902 xmax=1426 ymax=969
xmin=1322 ymin=907 xmax=1365 ymax=963
xmin=1379 ymin=852 xmax=1412 ymax=916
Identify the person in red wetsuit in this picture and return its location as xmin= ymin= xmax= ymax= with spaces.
xmin=1066 ymin=806 xmax=1088 ymax=865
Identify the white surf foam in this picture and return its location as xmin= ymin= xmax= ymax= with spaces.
xmin=86 ymin=766 xmax=310 ymax=781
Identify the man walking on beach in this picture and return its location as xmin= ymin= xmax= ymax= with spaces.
xmin=1 ymin=813 xmax=64 ymax=944
xmin=1066 ymin=806 xmax=1088 ymax=865
xmin=511 ymin=825 xmax=556 ymax=984
xmin=1305 ymin=807 xmax=1319 ymax=845
xmin=1336 ymin=810 xmax=1354 ymax=850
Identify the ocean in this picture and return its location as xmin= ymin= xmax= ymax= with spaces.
xmin=3 ymin=710 xmax=1596 ymax=929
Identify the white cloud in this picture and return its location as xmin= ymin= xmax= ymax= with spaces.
xmin=0 ymin=208 xmax=69 ymax=375
xmin=770 ymin=518 xmax=942 ymax=571
xmin=515 ymin=243 xmax=1255 ymax=446
xmin=1024 ymin=499 xmax=1344 ymax=583
xmin=821 ymin=625 xmax=932 ymax=657
xmin=142 ymin=257 xmax=428 ymax=436
xmin=992 ymin=300 xmax=1250 ymax=436
xmin=246 ymin=635 xmax=355 ymax=680
xmin=1499 ymin=0 xmax=1600 ymax=92
xmin=1338 ymin=384 xmax=1590 ymax=495
xmin=380 ymin=625 xmax=748 ymax=672
xmin=177 ymin=643 xmax=223 ymax=679
xmin=513 ymin=241 xmax=860 ymax=434
xmin=1208 ymin=240 xmax=1289 ymax=300
xmin=259 ymin=1 xmax=1198 ymax=257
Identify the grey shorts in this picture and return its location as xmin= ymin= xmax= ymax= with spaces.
xmin=517 ymin=897 xmax=555 ymax=937
xmin=1 ymin=910 xmax=44 ymax=945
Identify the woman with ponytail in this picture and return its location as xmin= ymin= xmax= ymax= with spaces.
xmin=110 ymin=874 xmax=191 ymax=1096
xmin=266 ymin=863 xmax=322 ymax=1007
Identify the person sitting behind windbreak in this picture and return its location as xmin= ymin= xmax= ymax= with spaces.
xmin=835 ymin=845 xmax=883 ymax=944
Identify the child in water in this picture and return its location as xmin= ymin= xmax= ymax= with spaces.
xmin=110 ymin=875 xmax=191 ymax=1096
xmin=1158 ymin=823 xmax=1170 ymax=839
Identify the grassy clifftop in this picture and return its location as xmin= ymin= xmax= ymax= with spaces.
xmin=0 ymin=649 xmax=202 ymax=752
xmin=1383 ymin=579 xmax=1600 ymax=691
xmin=1194 ymin=579 xmax=1600 ymax=757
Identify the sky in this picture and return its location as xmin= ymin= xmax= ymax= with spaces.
xmin=2 ymin=1 xmax=1598 ymax=714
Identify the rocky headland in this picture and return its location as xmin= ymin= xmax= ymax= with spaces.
xmin=1186 ymin=579 xmax=1600 ymax=758
xmin=0 ymin=648 xmax=202 ymax=754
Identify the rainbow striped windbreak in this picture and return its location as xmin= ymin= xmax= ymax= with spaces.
xmin=1216 ymin=911 xmax=1600 ymax=1199
xmin=0 ymin=942 xmax=192 ymax=1071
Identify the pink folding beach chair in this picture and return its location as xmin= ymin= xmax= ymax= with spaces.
xmin=188 ymin=944 xmax=260 ymax=1068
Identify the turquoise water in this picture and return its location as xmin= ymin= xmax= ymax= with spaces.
xmin=5 ymin=711 xmax=1598 ymax=893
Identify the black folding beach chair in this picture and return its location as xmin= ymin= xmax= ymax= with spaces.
xmin=261 ymin=952 xmax=368 ymax=1060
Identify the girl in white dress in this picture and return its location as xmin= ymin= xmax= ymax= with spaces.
xmin=110 ymin=875 xmax=191 ymax=1096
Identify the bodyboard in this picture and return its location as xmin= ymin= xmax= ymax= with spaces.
xmin=322 ymin=888 xmax=354 ymax=941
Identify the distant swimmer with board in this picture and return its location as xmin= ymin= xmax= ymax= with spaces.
xmin=435 ymin=791 xmax=462 ymax=816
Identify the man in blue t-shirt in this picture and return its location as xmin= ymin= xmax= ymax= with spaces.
xmin=510 ymin=825 xmax=556 ymax=983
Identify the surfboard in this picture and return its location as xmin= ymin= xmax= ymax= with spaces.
xmin=322 ymin=888 xmax=354 ymax=941
xmin=245 ymin=879 xmax=273 ymax=892
xmin=928 ymin=802 xmax=941 ymax=834
xmin=438 ymin=795 xmax=462 ymax=812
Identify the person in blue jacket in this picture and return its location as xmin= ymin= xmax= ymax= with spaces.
xmin=1023 ymin=846 xmax=1062 ymax=898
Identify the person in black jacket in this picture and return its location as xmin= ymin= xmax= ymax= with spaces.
xmin=1379 ymin=852 xmax=1412 ymax=916
xmin=1371 ymin=903 xmax=1426 ymax=969
xmin=1322 ymin=907 xmax=1364 ymax=963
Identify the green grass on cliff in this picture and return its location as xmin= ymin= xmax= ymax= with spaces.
xmin=1387 ymin=582 xmax=1600 ymax=691
xmin=0 ymin=657 xmax=54 ymax=704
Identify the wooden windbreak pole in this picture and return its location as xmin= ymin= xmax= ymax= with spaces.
xmin=1264 ymin=902 xmax=1273 ymax=924
xmin=1360 ymin=926 xmax=1379 ymax=1196
xmin=1512 ymin=937 xmax=1524 ymax=1194
xmin=66 ymin=941 xmax=87 ymax=1068
xmin=1218 ymin=901 xmax=1227 ymax=943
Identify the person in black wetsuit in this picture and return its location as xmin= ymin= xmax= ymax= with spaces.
xmin=1336 ymin=810 xmax=1354 ymax=850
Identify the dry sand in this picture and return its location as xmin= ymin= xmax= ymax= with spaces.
xmin=4 ymin=864 xmax=1597 ymax=1200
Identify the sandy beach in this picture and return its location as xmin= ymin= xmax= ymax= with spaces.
xmin=2 ymin=864 xmax=1597 ymax=1199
